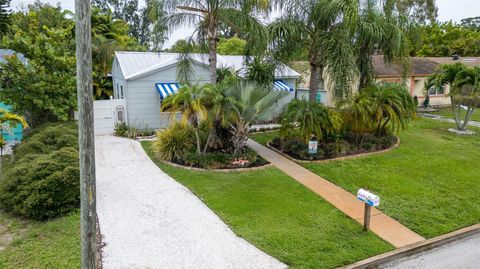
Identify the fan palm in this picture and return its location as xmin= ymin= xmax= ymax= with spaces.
xmin=161 ymin=84 xmax=208 ymax=153
xmin=427 ymin=63 xmax=480 ymax=131
xmin=223 ymin=81 xmax=286 ymax=153
xmin=165 ymin=0 xmax=270 ymax=84
xmin=269 ymin=0 xmax=358 ymax=101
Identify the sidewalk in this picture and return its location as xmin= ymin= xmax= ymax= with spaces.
xmin=419 ymin=113 xmax=480 ymax=128
xmin=247 ymin=140 xmax=425 ymax=248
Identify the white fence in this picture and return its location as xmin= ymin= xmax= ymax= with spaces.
xmin=94 ymin=98 xmax=127 ymax=135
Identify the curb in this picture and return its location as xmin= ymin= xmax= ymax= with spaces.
xmin=338 ymin=224 xmax=480 ymax=269
xmin=265 ymin=137 xmax=401 ymax=164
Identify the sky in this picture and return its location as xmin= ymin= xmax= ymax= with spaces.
xmin=10 ymin=0 xmax=480 ymax=48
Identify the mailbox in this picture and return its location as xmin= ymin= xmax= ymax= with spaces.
xmin=357 ymin=189 xmax=380 ymax=207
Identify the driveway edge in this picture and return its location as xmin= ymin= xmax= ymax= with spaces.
xmin=339 ymin=224 xmax=480 ymax=269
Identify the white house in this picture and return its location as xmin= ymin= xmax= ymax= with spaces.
xmin=111 ymin=51 xmax=300 ymax=130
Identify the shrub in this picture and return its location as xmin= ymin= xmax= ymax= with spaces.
xmin=153 ymin=123 xmax=195 ymax=162
xmin=0 ymin=146 xmax=79 ymax=220
xmin=184 ymin=152 xmax=231 ymax=169
xmin=114 ymin=122 xmax=140 ymax=139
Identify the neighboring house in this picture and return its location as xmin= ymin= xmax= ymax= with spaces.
xmin=112 ymin=52 xmax=300 ymax=129
xmin=292 ymin=56 xmax=480 ymax=107
xmin=0 ymin=49 xmax=28 ymax=141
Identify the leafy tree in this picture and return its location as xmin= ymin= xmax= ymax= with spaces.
xmin=416 ymin=22 xmax=480 ymax=57
xmin=217 ymin=36 xmax=247 ymax=55
xmin=166 ymin=39 xmax=206 ymax=53
xmin=270 ymin=0 xmax=358 ymax=101
xmin=427 ymin=63 xmax=480 ymax=131
xmin=92 ymin=0 xmax=168 ymax=50
xmin=223 ymin=81 xmax=286 ymax=153
xmin=280 ymin=99 xmax=342 ymax=143
xmin=383 ymin=0 xmax=437 ymax=24
xmin=166 ymin=0 xmax=269 ymax=84
xmin=0 ymin=0 xmax=10 ymax=35
xmin=461 ymin=16 xmax=480 ymax=31
xmin=245 ymin=57 xmax=275 ymax=86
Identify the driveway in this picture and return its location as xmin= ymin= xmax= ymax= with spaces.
xmin=95 ymin=135 xmax=285 ymax=269
xmin=381 ymin=232 xmax=480 ymax=269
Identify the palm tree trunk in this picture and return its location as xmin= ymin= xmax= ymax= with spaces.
xmin=461 ymin=107 xmax=475 ymax=130
xmin=194 ymin=129 xmax=202 ymax=154
xmin=309 ymin=62 xmax=322 ymax=102
xmin=207 ymin=24 xmax=218 ymax=84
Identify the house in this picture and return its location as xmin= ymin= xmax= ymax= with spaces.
xmin=292 ymin=56 xmax=480 ymax=107
xmin=0 ymin=49 xmax=28 ymax=142
xmin=112 ymin=52 xmax=300 ymax=129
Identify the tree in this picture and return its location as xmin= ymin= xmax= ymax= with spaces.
xmin=166 ymin=0 xmax=269 ymax=84
xmin=217 ymin=36 xmax=247 ymax=55
xmin=383 ymin=0 xmax=437 ymax=24
xmin=0 ymin=0 xmax=11 ymax=35
xmin=245 ymin=57 xmax=275 ymax=86
xmin=223 ymin=81 xmax=286 ymax=153
xmin=161 ymin=84 xmax=208 ymax=153
xmin=416 ymin=22 xmax=480 ymax=57
xmin=427 ymin=63 xmax=480 ymax=131
xmin=355 ymin=0 xmax=411 ymax=90
xmin=270 ymin=0 xmax=358 ymax=101
xmin=92 ymin=0 xmax=168 ymax=50
xmin=461 ymin=16 xmax=480 ymax=31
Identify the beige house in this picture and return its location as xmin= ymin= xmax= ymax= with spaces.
xmin=292 ymin=56 xmax=480 ymax=107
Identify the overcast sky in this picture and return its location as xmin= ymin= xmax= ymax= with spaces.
xmin=10 ymin=0 xmax=480 ymax=48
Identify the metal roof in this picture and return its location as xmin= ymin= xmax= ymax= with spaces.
xmin=0 ymin=49 xmax=28 ymax=66
xmin=114 ymin=51 xmax=300 ymax=80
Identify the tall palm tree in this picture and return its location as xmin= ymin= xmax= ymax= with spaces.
xmin=269 ymin=0 xmax=358 ymax=101
xmin=161 ymin=84 xmax=208 ymax=153
xmin=223 ymin=81 xmax=286 ymax=153
xmin=355 ymin=0 xmax=411 ymax=90
xmin=165 ymin=0 xmax=269 ymax=84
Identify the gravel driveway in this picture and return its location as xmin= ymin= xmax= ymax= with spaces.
xmin=95 ymin=135 xmax=286 ymax=269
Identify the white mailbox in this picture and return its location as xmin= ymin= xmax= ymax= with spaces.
xmin=357 ymin=189 xmax=380 ymax=207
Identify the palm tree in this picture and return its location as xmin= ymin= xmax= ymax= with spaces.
xmin=427 ymin=63 xmax=480 ymax=131
xmin=165 ymin=0 xmax=269 ymax=84
xmin=223 ymin=81 xmax=286 ymax=153
xmin=161 ymin=84 xmax=208 ymax=153
xmin=355 ymin=0 xmax=411 ymax=90
xmin=280 ymin=99 xmax=343 ymax=144
xmin=269 ymin=0 xmax=358 ymax=101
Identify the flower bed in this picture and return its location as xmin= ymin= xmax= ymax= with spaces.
xmin=268 ymin=134 xmax=399 ymax=161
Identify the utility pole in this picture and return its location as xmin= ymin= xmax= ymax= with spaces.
xmin=75 ymin=0 xmax=96 ymax=268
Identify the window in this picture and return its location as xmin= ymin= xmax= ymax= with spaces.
xmin=120 ymin=85 xmax=124 ymax=99
xmin=428 ymin=85 xmax=446 ymax=96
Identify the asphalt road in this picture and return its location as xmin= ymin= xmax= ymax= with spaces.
xmin=381 ymin=232 xmax=480 ymax=269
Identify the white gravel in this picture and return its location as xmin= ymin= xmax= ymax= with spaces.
xmin=95 ymin=135 xmax=286 ymax=269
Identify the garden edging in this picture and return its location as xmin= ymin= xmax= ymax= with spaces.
xmin=161 ymin=160 xmax=274 ymax=173
xmin=265 ymin=136 xmax=401 ymax=164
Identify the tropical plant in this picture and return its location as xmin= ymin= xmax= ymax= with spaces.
xmin=162 ymin=84 xmax=208 ymax=153
xmin=217 ymin=36 xmax=247 ymax=55
xmin=245 ymin=57 xmax=276 ymax=86
xmin=280 ymin=99 xmax=343 ymax=144
xmin=153 ymin=123 xmax=195 ymax=162
xmin=165 ymin=0 xmax=269 ymax=84
xmin=0 ymin=0 xmax=10 ymax=35
xmin=427 ymin=63 xmax=480 ymax=131
xmin=223 ymin=81 xmax=286 ymax=153
xmin=269 ymin=0 xmax=358 ymax=101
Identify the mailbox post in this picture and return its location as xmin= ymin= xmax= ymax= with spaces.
xmin=357 ymin=189 xmax=380 ymax=232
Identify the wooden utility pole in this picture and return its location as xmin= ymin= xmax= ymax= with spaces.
xmin=75 ymin=0 xmax=96 ymax=268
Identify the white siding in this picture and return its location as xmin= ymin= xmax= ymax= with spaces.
xmin=125 ymin=63 xmax=211 ymax=129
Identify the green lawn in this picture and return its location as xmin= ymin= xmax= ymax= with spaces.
xmin=0 ymin=212 xmax=80 ymax=268
xmin=142 ymin=141 xmax=393 ymax=269
xmin=430 ymin=107 xmax=480 ymax=122
xmin=298 ymin=118 xmax=480 ymax=238
xmin=250 ymin=131 xmax=279 ymax=146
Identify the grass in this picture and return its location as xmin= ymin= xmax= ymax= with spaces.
xmin=250 ymin=131 xmax=279 ymax=146
xmin=0 ymin=212 xmax=80 ymax=268
xmin=142 ymin=141 xmax=393 ymax=269
xmin=430 ymin=107 xmax=480 ymax=122
xmin=299 ymin=118 xmax=480 ymax=238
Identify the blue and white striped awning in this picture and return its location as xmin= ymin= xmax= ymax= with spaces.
xmin=273 ymin=80 xmax=293 ymax=92
xmin=155 ymin=83 xmax=180 ymax=99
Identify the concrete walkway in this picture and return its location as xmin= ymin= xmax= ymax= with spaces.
xmin=95 ymin=136 xmax=286 ymax=269
xmin=420 ymin=113 xmax=480 ymax=128
xmin=247 ymin=140 xmax=425 ymax=248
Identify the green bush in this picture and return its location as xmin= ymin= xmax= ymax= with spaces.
xmin=0 ymin=122 xmax=79 ymax=220
xmin=114 ymin=122 xmax=140 ymax=139
xmin=184 ymin=152 xmax=231 ymax=169
xmin=153 ymin=123 xmax=195 ymax=162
